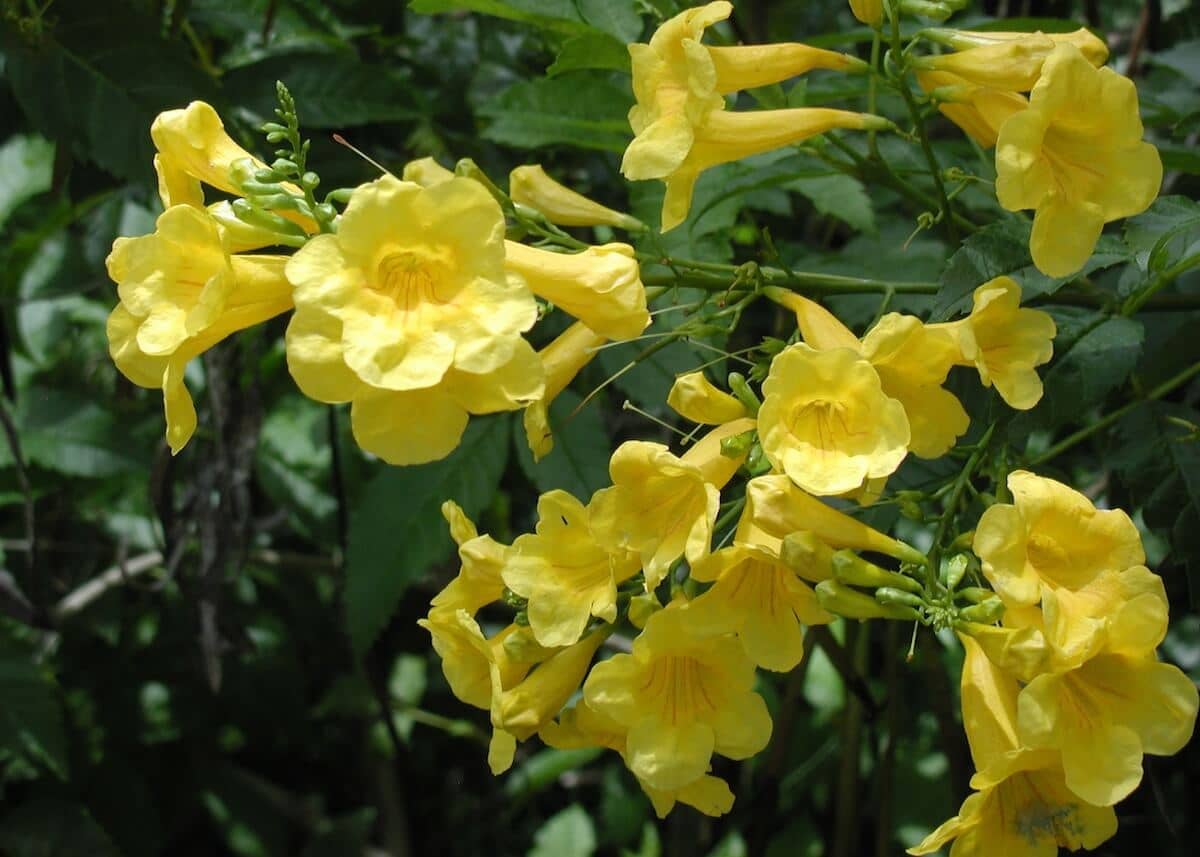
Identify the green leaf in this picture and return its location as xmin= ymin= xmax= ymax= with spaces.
xmin=1148 ymin=39 xmax=1200 ymax=86
xmin=0 ymin=800 xmax=119 ymax=857
xmin=410 ymin=0 xmax=643 ymax=41
xmin=0 ymin=634 xmax=69 ymax=778
xmin=389 ymin=654 xmax=427 ymax=741
xmin=506 ymin=747 xmax=604 ymax=800
xmin=932 ymin=219 xmax=1127 ymax=320
xmin=1 ymin=0 xmax=216 ymax=182
xmin=480 ymin=74 xmax=633 ymax=153
xmin=1123 ymin=195 xmax=1200 ymax=275
xmin=515 ymin=390 xmax=611 ymax=501
xmin=302 ymin=809 xmax=377 ymax=857
xmin=1012 ymin=314 xmax=1144 ymax=434
xmin=0 ymin=388 xmax=146 ymax=478
xmin=224 ymin=53 xmax=422 ymax=126
xmin=549 ymin=33 xmax=632 ymax=76
xmin=0 ymin=135 xmax=54 ymax=231
xmin=344 ymin=416 xmax=510 ymax=657
xmin=787 ymin=173 xmax=876 ymax=234
xmin=528 ymin=804 xmax=597 ymax=857
xmin=255 ymin=395 xmax=337 ymax=544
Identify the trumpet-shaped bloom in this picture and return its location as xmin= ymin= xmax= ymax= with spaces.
xmin=973 ymin=470 xmax=1144 ymax=607
xmin=848 ymin=0 xmax=883 ymax=26
xmin=913 ymin=28 xmax=1109 ymax=91
xmin=589 ymin=442 xmax=720 ymax=590
xmin=768 ymin=290 xmax=967 ymax=458
xmin=583 ymin=602 xmax=771 ymax=791
xmin=503 ymin=491 xmax=639 ymax=647
xmin=151 ymin=101 xmax=316 ymax=235
xmin=995 ymin=45 xmax=1162 ymax=277
xmin=417 ymin=610 xmax=531 ymax=711
xmin=1017 ymin=652 xmax=1199 ymax=806
xmin=758 ymin=343 xmax=909 ymax=496
xmin=916 ymin=70 xmax=1028 ymax=148
xmin=493 ymin=631 xmax=605 ymax=743
xmin=284 ymin=176 xmax=543 ymax=464
xmin=401 ymin=156 xmax=456 ymax=187
xmin=503 ymin=241 xmax=649 ymax=341
xmin=522 ymin=322 xmax=606 ymax=460
xmin=541 ymin=702 xmax=736 ymax=819
xmin=623 ymin=2 xmax=876 ymax=231
xmin=743 ymin=474 xmax=926 ymax=565
xmin=687 ymin=544 xmax=831 ymax=671
xmin=911 ymin=635 xmax=1118 ymax=856
xmin=429 ymin=501 xmax=510 ymax=617
xmin=667 ymin=371 xmax=747 ymax=425
xmin=862 ymin=313 xmax=969 ymax=459
xmin=106 ymin=205 xmax=292 ymax=453
xmin=509 ymin=165 xmax=642 ymax=230
xmin=939 ymin=277 xmax=1055 ymax=410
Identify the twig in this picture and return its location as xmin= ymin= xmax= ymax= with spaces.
xmin=0 ymin=396 xmax=39 ymax=621
xmin=52 ymin=551 xmax=165 ymax=621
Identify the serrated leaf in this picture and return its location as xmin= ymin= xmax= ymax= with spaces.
xmin=0 ymin=135 xmax=54 ymax=231
xmin=0 ymin=637 xmax=68 ymax=779
xmin=548 ymin=33 xmax=631 ymax=76
xmin=410 ymin=0 xmax=642 ymax=40
xmin=515 ymin=390 xmax=611 ymax=501
xmin=787 ymin=174 xmax=876 ymax=234
xmin=1 ymin=0 xmax=216 ymax=182
xmin=527 ymin=804 xmax=597 ymax=857
xmin=480 ymin=74 xmax=632 ymax=153
xmin=345 ymin=416 xmax=510 ymax=657
xmin=1012 ymin=314 xmax=1144 ymax=434
xmin=1123 ymin=195 xmax=1200 ymax=274
xmin=932 ymin=219 xmax=1127 ymax=320
xmin=224 ymin=52 xmax=422 ymax=126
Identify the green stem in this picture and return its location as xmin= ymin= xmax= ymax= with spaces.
xmin=928 ymin=423 xmax=995 ymax=581
xmin=889 ymin=8 xmax=958 ymax=244
xmin=1026 ymin=360 xmax=1200 ymax=468
xmin=642 ymin=270 xmax=938 ymax=295
xmin=1121 ymin=252 xmax=1200 ymax=316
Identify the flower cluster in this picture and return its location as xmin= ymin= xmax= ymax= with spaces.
xmin=105 ymin=100 xmax=650 ymax=464
xmin=910 ymin=471 xmax=1198 ymax=855
xmin=915 ymin=27 xmax=1161 ymax=276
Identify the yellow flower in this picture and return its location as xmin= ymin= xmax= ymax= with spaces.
xmin=743 ymin=474 xmax=926 ymax=565
xmin=688 ymin=544 xmax=831 ymax=671
xmin=1039 ymin=565 xmax=1169 ymax=664
xmin=973 ymin=470 xmax=1144 ymax=607
xmin=758 ymin=343 xmax=909 ymax=496
xmin=503 ymin=241 xmax=649 ymax=341
xmin=509 ymin=165 xmax=643 ymax=230
xmin=911 ymin=635 xmax=1118 ymax=856
xmin=105 ymin=205 xmax=292 ymax=453
xmin=417 ymin=610 xmax=530 ymax=711
xmin=622 ymin=2 xmax=877 ymax=231
xmin=493 ymin=630 xmax=606 ymax=744
xmin=848 ymin=1 xmax=882 ymax=26
xmin=590 ymin=420 xmax=755 ymax=589
xmin=521 ymin=322 xmax=606 ymax=461
xmin=1017 ymin=651 xmax=1198 ymax=806
xmin=502 ymin=491 xmax=639 ymax=648
xmin=582 ymin=601 xmax=771 ymax=791
xmin=667 ymin=371 xmax=747 ymax=425
xmin=151 ymin=100 xmax=316 ymax=234
xmin=284 ymin=175 xmax=543 ymax=464
xmin=913 ymin=28 xmax=1109 ymax=91
xmin=995 ymin=44 xmax=1162 ymax=277
xmin=916 ymin=70 xmax=1028 ymax=148
xmin=861 ymin=313 xmax=969 ymax=459
xmin=541 ymin=701 xmax=736 ymax=819
xmin=768 ymin=290 xmax=967 ymax=459
xmin=401 ymin=156 xmax=456 ymax=187
xmin=939 ymin=277 xmax=1055 ymax=410
xmin=428 ymin=501 xmax=509 ymax=618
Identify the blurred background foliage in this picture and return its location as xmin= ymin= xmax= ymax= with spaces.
xmin=0 ymin=0 xmax=1198 ymax=855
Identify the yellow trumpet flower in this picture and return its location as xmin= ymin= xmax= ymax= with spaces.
xmin=105 ymin=205 xmax=292 ymax=453
xmin=758 ymin=342 xmax=910 ymax=495
xmin=915 ymin=69 xmax=1028 ymax=149
xmin=283 ymin=175 xmax=543 ymax=465
xmin=666 ymin=371 xmax=747 ymax=425
xmin=428 ymin=500 xmax=510 ymax=618
xmin=509 ymin=164 xmax=643 ymax=230
xmin=582 ymin=601 xmax=772 ymax=791
xmin=913 ymin=28 xmax=1109 ymax=92
xmin=503 ymin=241 xmax=649 ymax=341
xmin=848 ymin=0 xmax=884 ymax=26
xmin=995 ymin=44 xmax=1162 ymax=277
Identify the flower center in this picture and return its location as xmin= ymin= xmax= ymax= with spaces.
xmin=644 ymin=655 xmax=715 ymax=725
xmin=789 ymin=399 xmax=855 ymax=452
xmin=374 ymin=251 xmax=447 ymax=314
